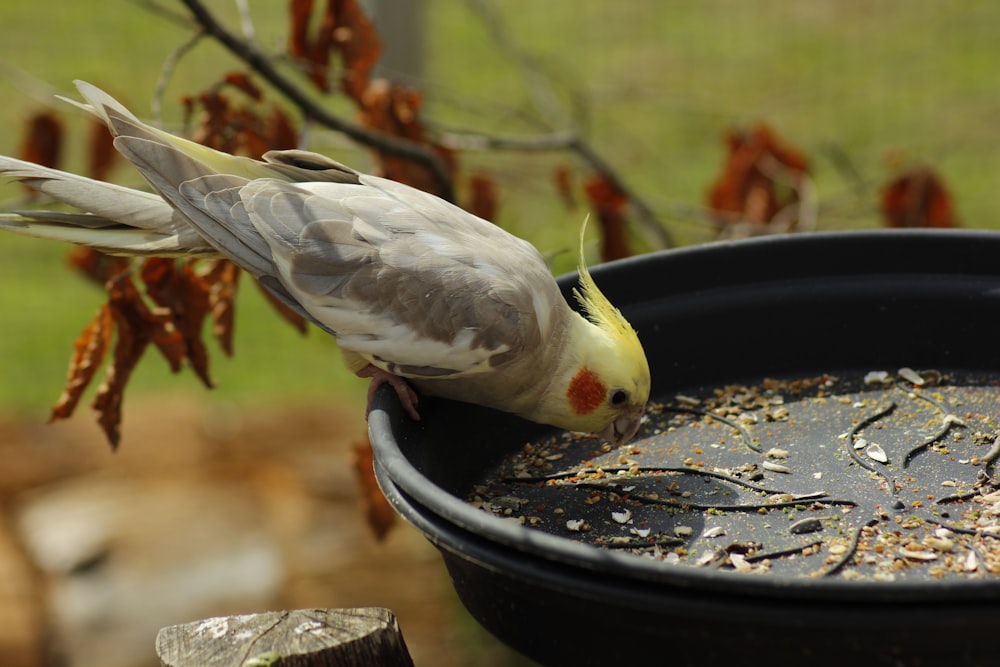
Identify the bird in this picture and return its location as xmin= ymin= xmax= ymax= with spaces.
xmin=0 ymin=81 xmax=650 ymax=445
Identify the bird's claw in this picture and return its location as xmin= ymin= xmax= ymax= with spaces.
xmin=358 ymin=365 xmax=421 ymax=421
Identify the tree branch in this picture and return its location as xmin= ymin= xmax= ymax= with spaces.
xmin=439 ymin=128 xmax=674 ymax=248
xmin=175 ymin=0 xmax=455 ymax=201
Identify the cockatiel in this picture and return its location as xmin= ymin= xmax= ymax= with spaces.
xmin=0 ymin=81 xmax=650 ymax=444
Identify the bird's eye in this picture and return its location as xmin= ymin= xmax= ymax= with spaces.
xmin=610 ymin=389 xmax=628 ymax=406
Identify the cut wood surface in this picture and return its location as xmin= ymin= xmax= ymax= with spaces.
xmin=156 ymin=607 xmax=414 ymax=667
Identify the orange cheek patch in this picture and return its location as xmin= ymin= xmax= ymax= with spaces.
xmin=567 ymin=368 xmax=606 ymax=415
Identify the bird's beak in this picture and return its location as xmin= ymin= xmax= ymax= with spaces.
xmin=598 ymin=407 xmax=645 ymax=446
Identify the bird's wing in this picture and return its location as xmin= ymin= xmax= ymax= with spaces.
xmin=178 ymin=173 xmax=560 ymax=377
xmin=75 ymin=76 xmax=561 ymax=377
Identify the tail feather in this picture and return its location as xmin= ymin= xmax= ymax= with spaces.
xmin=1 ymin=82 xmax=364 ymax=266
xmin=0 ymin=155 xmax=170 ymax=229
xmin=0 ymin=212 xmax=202 ymax=256
xmin=0 ymin=155 xmax=214 ymax=254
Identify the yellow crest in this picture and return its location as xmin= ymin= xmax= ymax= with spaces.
xmin=572 ymin=218 xmax=644 ymax=354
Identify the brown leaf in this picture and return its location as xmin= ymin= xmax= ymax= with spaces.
xmin=358 ymin=80 xmax=456 ymax=196
xmin=49 ymin=303 xmax=114 ymax=424
xmin=288 ymin=0 xmax=315 ymax=59
xmin=66 ymin=246 xmax=130 ymax=286
xmin=265 ymin=105 xmax=299 ymax=151
xmin=111 ymin=273 xmax=187 ymax=374
xmin=553 ymin=164 xmax=577 ymax=210
xmin=329 ymin=0 xmax=382 ymax=102
xmin=308 ymin=0 xmax=337 ymax=92
xmin=182 ymin=75 xmax=299 ymax=159
xmin=706 ymin=123 xmax=809 ymax=232
xmin=583 ymin=174 xmax=631 ymax=262
xmin=352 ymin=437 xmax=396 ymax=541
xmin=234 ymin=108 xmax=274 ymax=160
xmin=202 ymin=259 xmax=241 ymax=356
xmin=91 ymin=274 xmax=187 ymax=449
xmin=880 ymin=167 xmax=958 ymax=229
xmin=467 ymin=173 xmax=499 ymax=222
xmin=224 ymin=71 xmax=264 ymax=102
xmin=191 ymin=91 xmax=234 ymax=152
xmin=19 ymin=111 xmax=63 ymax=199
xmin=20 ymin=111 xmax=63 ymax=169
xmin=87 ymin=117 xmax=118 ymax=181
xmin=141 ymin=259 xmax=215 ymax=388
xmin=295 ymin=0 xmax=383 ymax=96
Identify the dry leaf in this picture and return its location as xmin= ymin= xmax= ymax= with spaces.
xmin=84 ymin=274 xmax=187 ymax=448
xmin=288 ymin=0 xmax=315 ymax=59
xmin=66 ymin=246 xmax=130 ymax=286
xmin=289 ymin=0 xmax=382 ymax=96
xmin=20 ymin=111 xmax=63 ymax=169
xmin=203 ymin=259 xmax=241 ymax=356
xmin=467 ymin=173 xmax=499 ymax=222
xmin=328 ymin=0 xmax=382 ymax=101
xmin=265 ymin=106 xmax=299 ymax=152
xmin=358 ymin=80 xmax=455 ymax=196
xmin=583 ymin=173 xmax=631 ymax=262
xmin=224 ymin=71 xmax=264 ymax=102
xmin=141 ymin=259 xmax=215 ymax=389
xmin=87 ymin=116 xmax=118 ymax=181
xmin=706 ymin=123 xmax=809 ymax=233
xmin=880 ymin=166 xmax=958 ymax=228
xmin=553 ymin=164 xmax=577 ymax=210
xmin=182 ymin=74 xmax=300 ymax=159
xmin=352 ymin=438 xmax=396 ymax=540
xmin=49 ymin=303 xmax=114 ymax=424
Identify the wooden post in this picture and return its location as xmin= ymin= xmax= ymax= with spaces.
xmin=156 ymin=608 xmax=415 ymax=667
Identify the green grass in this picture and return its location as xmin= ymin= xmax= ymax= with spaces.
xmin=2 ymin=0 xmax=1000 ymax=413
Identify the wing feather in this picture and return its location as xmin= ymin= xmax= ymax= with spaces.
xmin=235 ymin=178 xmax=558 ymax=377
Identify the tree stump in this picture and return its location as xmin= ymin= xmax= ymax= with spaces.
xmin=156 ymin=608 xmax=414 ymax=667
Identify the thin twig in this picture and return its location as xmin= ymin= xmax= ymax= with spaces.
xmin=175 ymin=0 xmax=455 ymax=201
xmin=234 ymin=0 xmax=256 ymax=42
xmin=822 ymin=518 xmax=878 ymax=576
xmin=151 ymin=30 xmax=204 ymax=127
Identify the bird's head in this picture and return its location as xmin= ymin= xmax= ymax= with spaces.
xmin=541 ymin=225 xmax=650 ymax=445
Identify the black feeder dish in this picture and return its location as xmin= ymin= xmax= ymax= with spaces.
xmin=369 ymin=230 xmax=1000 ymax=667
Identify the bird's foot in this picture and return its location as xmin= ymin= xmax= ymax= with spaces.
xmin=357 ymin=364 xmax=420 ymax=421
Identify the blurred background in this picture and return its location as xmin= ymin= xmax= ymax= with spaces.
xmin=0 ymin=1 xmax=998 ymax=665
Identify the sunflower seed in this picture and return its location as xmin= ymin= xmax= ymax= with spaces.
xmin=866 ymin=443 xmax=889 ymax=464
xmin=964 ymin=550 xmax=979 ymax=572
xmin=729 ymin=553 xmax=751 ymax=572
xmin=898 ymin=367 xmax=924 ymax=385
xmin=762 ymin=461 xmax=790 ymax=474
xmin=611 ymin=509 xmax=633 ymax=524
xmin=789 ymin=518 xmax=823 ymax=535
xmin=864 ymin=370 xmax=890 ymax=385
xmin=900 ymin=547 xmax=937 ymax=561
